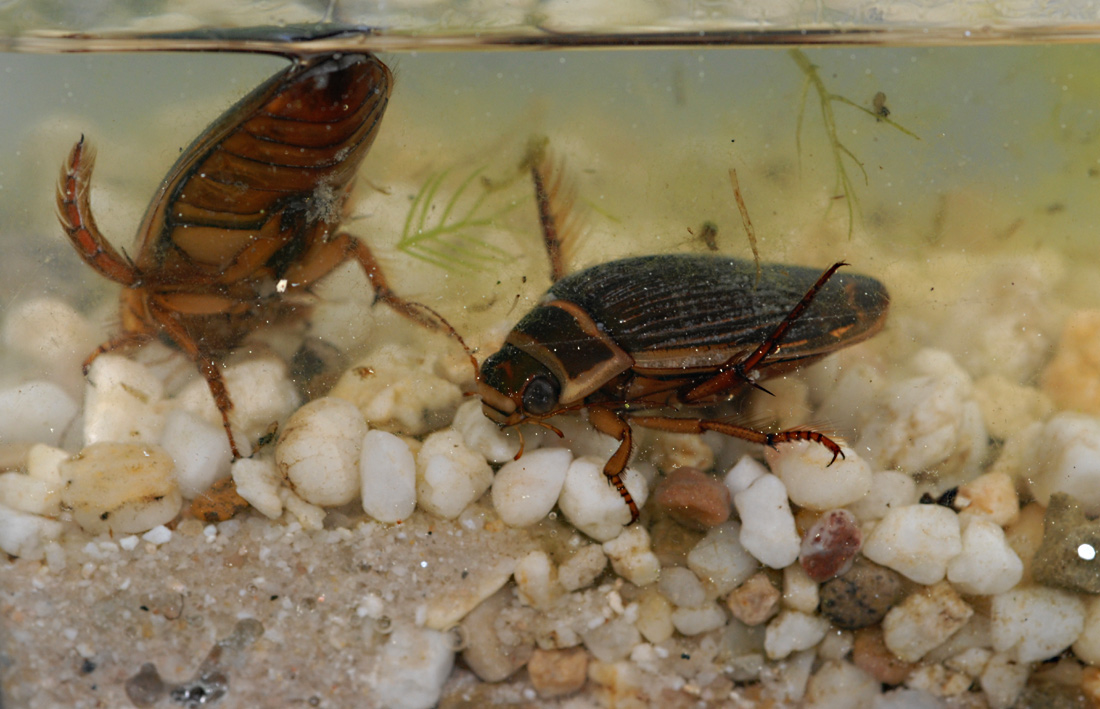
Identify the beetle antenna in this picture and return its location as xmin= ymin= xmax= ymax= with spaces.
xmin=403 ymin=301 xmax=479 ymax=385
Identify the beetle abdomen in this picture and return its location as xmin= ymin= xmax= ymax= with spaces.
xmin=547 ymin=254 xmax=889 ymax=368
xmin=137 ymin=53 xmax=391 ymax=275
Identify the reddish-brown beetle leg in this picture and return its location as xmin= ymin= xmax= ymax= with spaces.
xmin=765 ymin=431 xmax=845 ymax=465
xmin=147 ymin=301 xmax=243 ymax=459
xmin=57 ymin=138 xmax=141 ymax=287
xmin=587 ymin=406 xmax=640 ymax=523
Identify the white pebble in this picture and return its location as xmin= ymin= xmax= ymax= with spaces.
xmin=805 ymin=660 xmax=879 ymax=709
xmin=3 ymin=297 xmax=95 ymax=373
xmin=581 ymin=618 xmax=641 ymax=663
xmin=159 ymin=408 xmax=232 ymax=499
xmin=601 ymin=525 xmax=660 ymax=587
xmin=1072 ymin=596 xmax=1100 ymax=665
xmin=59 ymin=442 xmax=182 ymax=535
xmin=991 ymin=586 xmax=1086 ymax=663
xmin=882 ymin=581 xmax=974 ymax=663
xmin=359 ymin=430 xmax=417 ymax=523
xmin=0 ymin=472 xmax=57 ymax=516
xmin=557 ymin=456 xmax=648 ymax=542
xmin=0 ymin=501 xmax=63 ymax=560
xmin=0 ymin=380 xmax=79 ymax=447
xmin=328 ymin=344 xmax=463 ymax=435
xmin=658 ymin=566 xmax=706 ymax=608
xmin=875 ymin=688 xmax=948 ymax=709
xmin=765 ymin=610 xmax=830 ymax=660
xmin=83 ymin=355 xmax=165 ymax=446
xmin=1028 ymin=412 xmax=1100 ymax=514
xmin=26 ymin=443 xmax=68 ymax=484
xmin=782 ymin=564 xmax=819 ymax=614
xmin=141 ymin=525 xmax=172 ymax=546
xmin=514 ymin=550 xmax=559 ymax=610
xmin=723 ymin=454 xmax=767 ymax=497
xmin=491 ymin=447 xmax=571 ymax=527
xmin=176 ymin=357 xmax=299 ymax=441
xmin=686 ymin=521 xmax=759 ymax=596
xmin=281 ymin=489 xmax=325 ymax=530
xmin=452 ymin=398 xmax=519 ymax=463
xmin=846 ymin=470 xmax=917 ymax=522
xmin=945 ymin=518 xmax=1022 ymax=595
xmin=766 ymin=441 xmax=872 ymax=511
xmin=415 ymin=429 xmax=492 ymax=520
xmin=371 ymin=626 xmax=455 ymax=709
xmin=862 ymin=504 xmax=962 ymax=584
xmin=635 ymin=592 xmax=674 ymax=645
xmin=276 ymin=397 xmax=365 ymax=507
xmin=979 ymin=653 xmax=1029 ymax=709
xmin=119 ymin=535 xmax=140 ymax=551
xmin=558 ymin=544 xmax=607 ymax=592
xmin=734 ymin=473 xmax=800 ymax=568
xmin=671 ymin=602 xmax=727 ymax=636
xmin=858 ymin=349 xmax=987 ymax=484
xmin=231 ymin=457 xmax=283 ymax=519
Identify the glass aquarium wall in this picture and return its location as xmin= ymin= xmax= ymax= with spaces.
xmin=2 ymin=8 xmax=1100 ymax=708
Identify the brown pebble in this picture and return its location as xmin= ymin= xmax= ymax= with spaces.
xmin=800 ymin=509 xmax=862 ymax=582
xmin=819 ymin=558 xmax=904 ymax=630
xmin=852 ymin=627 xmax=915 ymax=686
xmin=1082 ymin=666 xmax=1100 ymax=707
xmin=1031 ymin=492 xmax=1100 ymax=594
xmin=528 ymin=646 xmax=588 ymax=698
xmin=725 ymin=573 xmax=780 ymax=626
xmin=189 ymin=476 xmax=249 ymax=523
xmin=654 ymin=467 xmax=731 ymax=530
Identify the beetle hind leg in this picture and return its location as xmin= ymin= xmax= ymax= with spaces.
xmin=630 ymin=415 xmax=845 ymax=466
xmin=57 ymin=137 xmax=142 ymax=287
xmin=683 ymin=262 xmax=848 ymax=403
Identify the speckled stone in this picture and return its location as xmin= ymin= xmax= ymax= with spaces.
xmin=653 ymin=467 xmax=731 ymax=530
xmin=800 ymin=509 xmax=862 ymax=582
xmin=189 ymin=477 xmax=249 ymax=523
xmin=1032 ymin=493 xmax=1100 ymax=594
xmin=819 ymin=559 xmax=905 ymax=630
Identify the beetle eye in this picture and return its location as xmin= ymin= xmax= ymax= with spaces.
xmin=522 ymin=376 xmax=559 ymax=415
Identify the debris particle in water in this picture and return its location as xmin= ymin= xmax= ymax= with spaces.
xmin=123 ymin=618 xmax=264 ymax=708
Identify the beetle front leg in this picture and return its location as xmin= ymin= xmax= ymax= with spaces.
xmin=628 ymin=415 xmax=844 ymax=465
xmin=587 ymin=406 xmax=641 ymax=523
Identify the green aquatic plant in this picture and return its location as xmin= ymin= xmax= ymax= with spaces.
xmin=789 ymin=49 xmax=919 ymax=238
xmin=397 ymin=165 xmax=522 ymax=271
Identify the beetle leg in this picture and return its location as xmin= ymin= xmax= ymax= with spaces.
xmin=341 ymin=233 xmax=450 ymax=332
xmin=628 ymin=415 xmax=844 ymax=465
xmin=587 ymin=406 xmax=641 ymax=522
xmin=57 ymin=137 xmax=142 ymax=287
xmin=145 ymin=299 xmax=243 ymax=459
xmin=81 ymin=331 xmax=154 ymax=375
xmin=682 ymin=261 xmax=847 ymax=403
xmin=525 ymin=138 xmax=581 ymax=284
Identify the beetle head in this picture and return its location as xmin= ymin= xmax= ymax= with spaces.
xmin=478 ymin=343 xmax=562 ymax=426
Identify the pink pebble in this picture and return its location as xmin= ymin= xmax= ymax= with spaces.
xmin=800 ymin=509 xmax=862 ymax=582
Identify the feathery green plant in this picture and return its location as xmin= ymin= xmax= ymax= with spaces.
xmin=790 ymin=49 xmax=919 ymax=238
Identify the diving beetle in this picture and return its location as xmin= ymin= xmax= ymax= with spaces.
xmin=58 ymin=52 xmax=437 ymax=458
xmin=478 ymin=150 xmax=890 ymax=522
